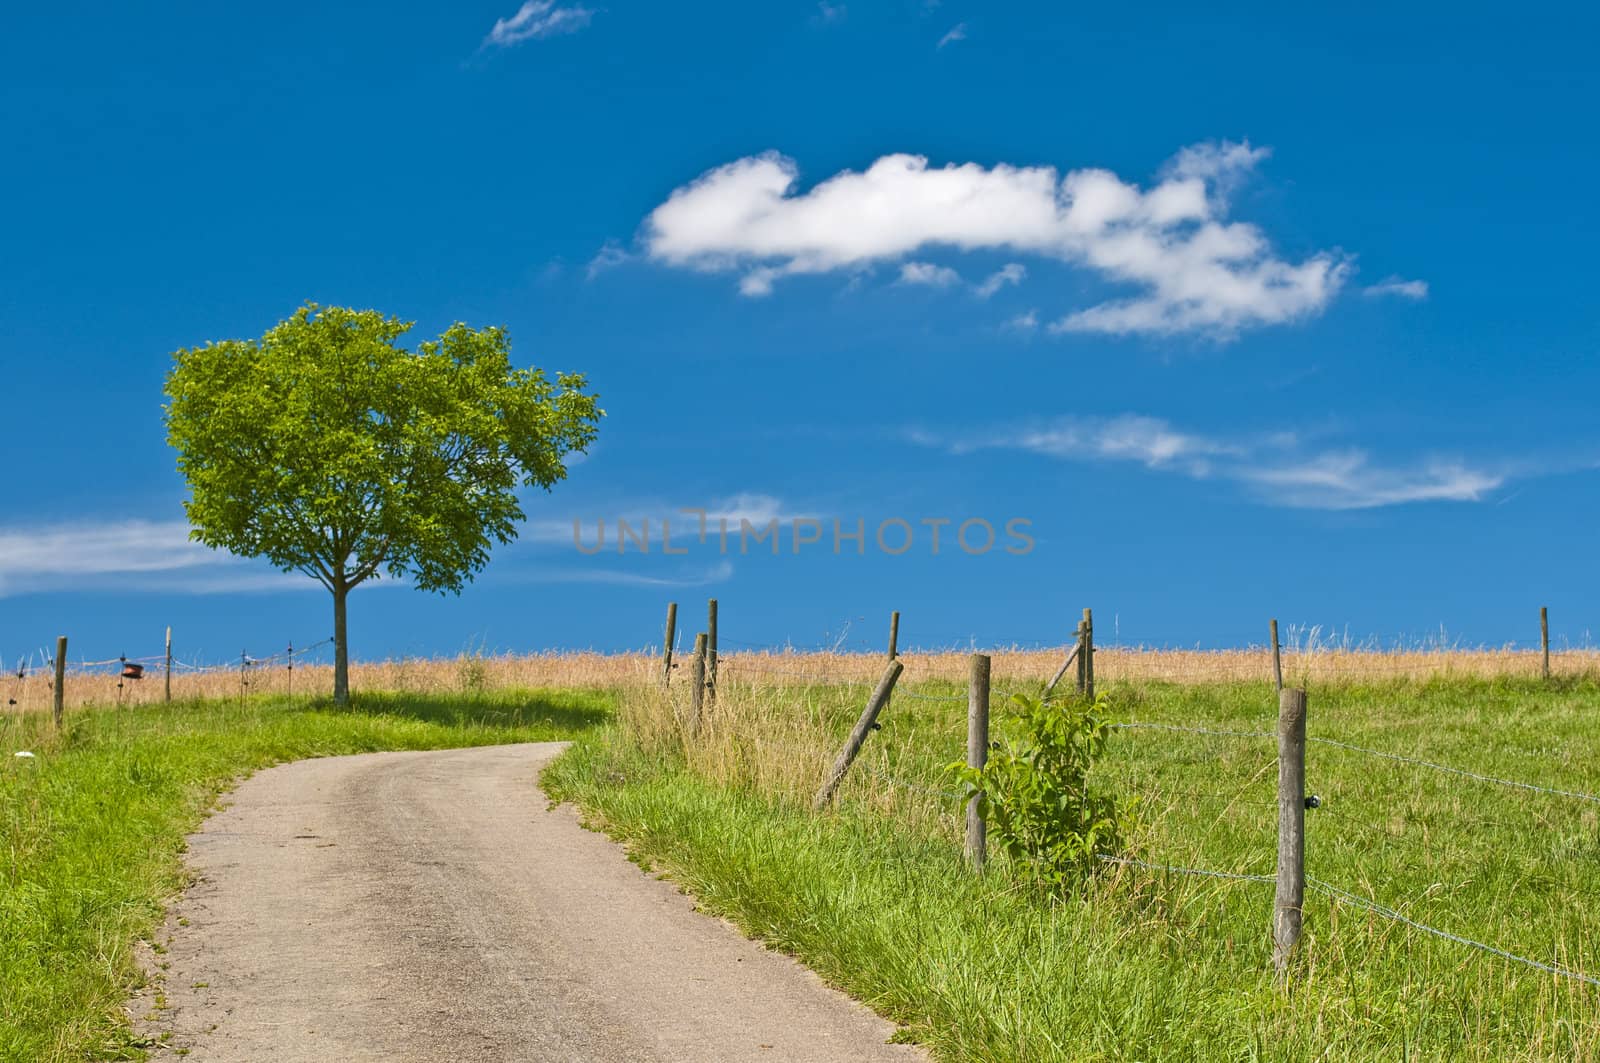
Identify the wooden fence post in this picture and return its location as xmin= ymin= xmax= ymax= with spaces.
xmin=286 ymin=641 xmax=294 ymax=699
xmin=1274 ymin=686 xmax=1308 ymax=980
xmin=707 ymin=598 xmax=718 ymax=702
xmin=1270 ymin=618 xmax=1283 ymax=692
xmin=1541 ymin=606 xmax=1550 ymax=681
xmin=888 ymin=610 xmax=900 ymax=659
xmin=52 ymin=636 xmax=66 ymax=728
xmin=164 ymin=626 xmax=173 ymax=703
xmin=814 ymin=659 xmax=904 ymax=810
xmin=661 ymin=602 xmax=678 ymax=687
xmin=689 ymin=632 xmax=707 ymax=736
xmin=1081 ymin=608 xmax=1095 ymax=699
xmin=688 ymin=633 xmax=707 ymax=736
xmin=1073 ymin=619 xmax=1086 ymax=695
xmin=966 ymin=653 xmax=990 ymax=869
xmin=1045 ymin=642 xmax=1079 ymax=697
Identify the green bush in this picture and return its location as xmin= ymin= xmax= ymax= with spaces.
xmin=950 ymin=692 xmax=1136 ymax=890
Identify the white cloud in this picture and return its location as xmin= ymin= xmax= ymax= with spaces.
xmin=1364 ymin=276 xmax=1429 ymax=300
xmin=1162 ymin=141 xmax=1271 ymax=194
xmin=704 ymin=492 xmax=794 ymax=528
xmin=1240 ymin=452 xmax=1495 ymax=508
xmin=898 ymin=261 xmax=962 ymax=287
xmin=587 ymin=240 xmax=630 ymax=279
xmin=642 ymin=142 xmax=1348 ymax=338
xmin=975 ymin=262 xmax=1026 ymax=298
xmin=484 ymin=1 xmax=594 ymax=47
xmin=0 ymin=520 xmax=309 ymax=597
xmin=913 ymin=415 xmax=1504 ymax=509
xmin=938 ymin=22 xmax=967 ymax=48
xmin=1003 ymin=309 xmax=1039 ymax=333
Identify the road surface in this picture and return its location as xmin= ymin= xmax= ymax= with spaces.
xmin=134 ymin=743 xmax=923 ymax=1062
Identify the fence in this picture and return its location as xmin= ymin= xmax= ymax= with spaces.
xmin=5 ymin=632 xmax=342 ymax=720
xmin=653 ymin=598 xmax=1600 ymax=991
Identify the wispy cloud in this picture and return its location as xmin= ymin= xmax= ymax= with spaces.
xmin=938 ymin=22 xmax=967 ymax=48
xmin=641 ymin=140 xmax=1348 ymax=339
xmin=483 ymin=1 xmax=594 ymax=48
xmin=814 ymin=1 xmax=847 ymax=25
xmin=514 ymin=560 xmax=734 ymax=588
xmin=0 ymin=520 xmax=309 ymax=597
xmin=1364 ymin=276 xmax=1429 ymax=300
xmin=587 ymin=240 xmax=630 ymax=279
xmin=1239 ymin=452 xmax=1495 ymax=509
xmin=898 ymin=261 xmax=962 ymax=287
xmin=1003 ymin=309 xmax=1039 ymax=334
xmin=975 ymin=263 xmax=1026 ymax=298
xmin=523 ymin=493 xmax=803 ymax=548
xmin=910 ymin=415 xmax=1505 ymax=509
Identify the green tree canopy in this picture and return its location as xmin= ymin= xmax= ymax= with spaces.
xmin=164 ymin=304 xmax=602 ymax=703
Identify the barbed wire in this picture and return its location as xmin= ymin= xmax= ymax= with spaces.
xmin=1307 ymin=877 xmax=1600 ymax=989
xmin=861 ymin=763 xmax=966 ymax=802
xmin=18 ymin=636 xmax=338 ymax=681
xmin=1111 ymin=721 xmax=1275 ymax=740
xmin=1095 ymin=854 xmax=1275 ymax=883
xmin=1305 ymin=736 xmax=1600 ymax=806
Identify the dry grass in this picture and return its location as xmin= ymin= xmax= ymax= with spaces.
xmin=8 ymin=644 xmax=1598 ymax=716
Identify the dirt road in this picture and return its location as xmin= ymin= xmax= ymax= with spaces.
xmin=135 ymin=743 xmax=923 ymax=1062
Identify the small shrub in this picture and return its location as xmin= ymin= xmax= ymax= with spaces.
xmin=950 ymin=692 xmax=1136 ymax=890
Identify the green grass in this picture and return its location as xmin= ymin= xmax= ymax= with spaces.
xmin=543 ymin=676 xmax=1600 ymax=1061
xmin=0 ymin=689 xmax=609 ymax=1062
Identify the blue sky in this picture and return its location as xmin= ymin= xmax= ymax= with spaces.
xmin=2 ymin=1 xmax=1597 ymax=667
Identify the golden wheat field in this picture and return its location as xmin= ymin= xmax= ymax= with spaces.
xmin=7 ymin=643 xmax=1597 ymax=714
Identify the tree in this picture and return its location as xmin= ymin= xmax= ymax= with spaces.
xmin=164 ymin=303 xmax=603 ymax=705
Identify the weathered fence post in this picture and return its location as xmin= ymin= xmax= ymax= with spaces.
xmin=1274 ymin=686 xmax=1308 ymax=980
xmin=1073 ymin=619 xmax=1086 ymax=695
xmin=1081 ymin=608 xmax=1095 ymax=699
xmin=1541 ymin=606 xmax=1550 ymax=681
xmin=1045 ymin=641 xmax=1079 ymax=697
xmin=813 ymin=659 xmax=904 ymax=810
xmin=164 ymin=626 xmax=173 ymax=703
xmin=707 ymin=598 xmax=718 ymax=702
xmin=888 ymin=610 xmax=900 ymax=659
xmin=661 ymin=602 xmax=678 ymax=687
xmin=1270 ymin=618 xmax=1283 ymax=692
xmin=689 ymin=632 xmax=707 ymax=736
xmin=966 ymin=653 xmax=990 ymax=869
xmin=286 ymin=641 xmax=294 ymax=699
xmin=52 ymin=636 xmax=66 ymax=728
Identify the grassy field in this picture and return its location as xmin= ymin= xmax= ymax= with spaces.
xmin=0 ymin=689 xmax=609 ymax=1062
xmin=17 ymin=641 xmax=1597 ymax=712
xmin=7 ymin=646 xmax=1598 ymax=1061
xmin=544 ymin=667 xmax=1600 ymax=1060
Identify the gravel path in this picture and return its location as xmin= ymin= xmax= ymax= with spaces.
xmin=134 ymin=743 xmax=923 ymax=1062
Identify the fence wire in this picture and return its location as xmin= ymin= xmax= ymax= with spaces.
xmin=1112 ymin=721 xmax=1276 ymax=740
xmin=669 ymin=618 xmax=1600 ymax=1001
xmin=1307 ymin=877 xmax=1600 ymax=989
xmin=1096 ymin=854 xmax=1275 ymax=884
xmin=1305 ymin=736 xmax=1600 ymax=806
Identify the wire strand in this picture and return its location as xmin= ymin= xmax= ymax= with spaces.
xmin=1307 ymin=877 xmax=1600 ymax=988
xmin=1096 ymin=854 xmax=1275 ymax=883
xmin=1306 ymin=736 xmax=1600 ymax=805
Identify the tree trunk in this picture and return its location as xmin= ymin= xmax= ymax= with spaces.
xmin=332 ymin=581 xmax=350 ymax=707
